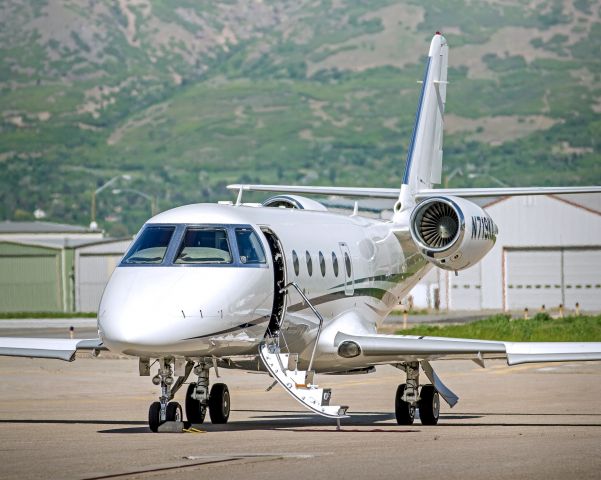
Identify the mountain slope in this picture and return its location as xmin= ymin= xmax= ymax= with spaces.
xmin=1 ymin=0 xmax=599 ymax=234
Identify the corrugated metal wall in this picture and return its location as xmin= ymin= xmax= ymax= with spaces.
xmin=76 ymin=254 xmax=123 ymax=312
xmin=0 ymin=243 xmax=62 ymax=312
xmin=74 ymin=239 xmax=130 ymax=313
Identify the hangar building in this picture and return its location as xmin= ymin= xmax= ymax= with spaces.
xmin=412 ymin=194 xmax=601 ymax=312
xmin=0 ymin=221 xmax=130 ymax=313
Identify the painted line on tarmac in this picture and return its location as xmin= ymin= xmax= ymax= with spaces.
xmin=83 ymin=454 xmax=316 ymax=480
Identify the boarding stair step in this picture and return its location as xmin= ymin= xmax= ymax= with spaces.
xmin=259 ymin=342 xmax=349 ymax=419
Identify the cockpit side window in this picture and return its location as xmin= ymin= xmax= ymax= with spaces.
xmin=123 ymin=226 xmax=175 ymax=264
xmin=175 ymin=228 xmax=232 ymax=264
xmin=235 ymin=228 xmax=266 ymax=264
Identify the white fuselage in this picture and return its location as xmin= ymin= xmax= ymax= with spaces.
xmin=98 ymin=203 xmax=430 ymax=372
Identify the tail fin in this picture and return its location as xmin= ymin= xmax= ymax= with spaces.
xmin=395 ymin=33 xmax=448 ymax=216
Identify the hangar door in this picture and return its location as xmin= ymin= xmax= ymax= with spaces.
xmin=0 ymin=253 xmax=61 ymax=312
xmin=563 ymin=249 xmax=601 ymax=311
xmin=504 ymin=248 xmax=601 ymax=311
xmin=449 ymin=263 xmax=482 ymax=310
xmin=76 ymin=254 xmax=122 ymax=312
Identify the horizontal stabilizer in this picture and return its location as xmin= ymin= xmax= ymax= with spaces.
xmin=0 ymin=337 xmax=105 ymax=362
xmin=227 ymin=184 xmax=601 ymax=201
xmin=415 ymin=186 xmax=601 ymax=199
xmin=227 ymin=183 xmax=399 ymax=199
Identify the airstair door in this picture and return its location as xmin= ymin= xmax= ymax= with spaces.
xmin=261 ymin=227 xmax=287 ymax=337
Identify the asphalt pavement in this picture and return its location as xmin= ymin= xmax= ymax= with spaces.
xmin=0 ymin=323 xmax=600 ymax=480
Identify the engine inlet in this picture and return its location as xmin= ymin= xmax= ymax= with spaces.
xmin=416 ymin=201 xmax=459 ymax=249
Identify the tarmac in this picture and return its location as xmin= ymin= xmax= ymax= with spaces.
xmin=0 ymin=323 xmax=600 ymax=479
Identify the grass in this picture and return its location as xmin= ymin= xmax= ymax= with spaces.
xmin=398 ymin=314 xmax=601 ymax=342
xmin=0 ymin=312 xmax=96 ymax=319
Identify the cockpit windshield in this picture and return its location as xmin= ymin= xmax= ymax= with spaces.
xmin=120 ymin=224 xmax=267 ymax=267
xmin=123 ymin=226 xmax=175 ymax=264
xmin=175 ymin=228 xmax=232 ymax=264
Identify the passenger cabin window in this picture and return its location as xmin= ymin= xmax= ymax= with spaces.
xmin=306 ymin=251 xmax=313 ymax=276
xmin=344 ymin=252 xmax=352 ymax=277
xmin=175 ymin=228 xmax=232 ymax=264
xmin=123 ymin=226 xmax=175 ymax=264
xmin=292 ymin=250 xmax=300 ymax=276
xmin=319 ymin=251 xmax=326 ymax=277
xmin=332 ymin=252 xmax=339 ymax=277
xmin=235 ymin=228 xmax=266 ymax=264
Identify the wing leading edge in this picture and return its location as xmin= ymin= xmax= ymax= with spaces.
xmin=335 ymin=332 xmax=601 ymax=366
xmin=0 ymin=337 xmax=105 ymax=362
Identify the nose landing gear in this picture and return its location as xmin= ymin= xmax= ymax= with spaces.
xmin=148 ymin=359 xmax=184 ymax=432
xmin=146 ymin=358 xmax=231 ymax=432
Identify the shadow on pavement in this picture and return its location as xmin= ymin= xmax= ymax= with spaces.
xmin=0 ymin=419 xmax=146 ymax=425
xmin=4 ymin=410 xmax=599 ymax=434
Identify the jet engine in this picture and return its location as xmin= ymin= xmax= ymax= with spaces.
xmin=409 ymin=196 xmax=498 ymax=271
xmin=262 ymin=195 xmax=327 ymax=211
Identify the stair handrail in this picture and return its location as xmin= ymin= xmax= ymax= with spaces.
xmin=280 ymin=281 xmax=325 ymax=373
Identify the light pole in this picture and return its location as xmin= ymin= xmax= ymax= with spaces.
xmin=112 ymin=188 xmax=157 ymax=216
xmin=90 ymin=174 xmax=131 ymax=229
xmin=444 ymin=167 xmax=463 ymax=188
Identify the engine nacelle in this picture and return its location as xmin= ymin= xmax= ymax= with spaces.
xmin=262 ymin=195 xmax=328 ymax=211
xmin=409 ymin=196 xmax=498 ymax=271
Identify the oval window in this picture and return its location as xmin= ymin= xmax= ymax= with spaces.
xmin=344 ymin=252 xmax=352 ymax=277
xmin=306 ymin=251 xmax=313 ymax=276
xmin=332 ymin=252 xmax=339 ymax=277
xmin=319 ymin=251 xmax=326 ymax=277
xmin=292 ymin=250 xmax=299 ymax=276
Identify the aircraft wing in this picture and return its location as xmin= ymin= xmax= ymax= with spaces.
xmin=334 ymin=332 xmax=601 ymax=366
xmin=227 ymin=184 xmax=601 ymax=200
xmin=0 ymin=337 xmax=105 ymax=362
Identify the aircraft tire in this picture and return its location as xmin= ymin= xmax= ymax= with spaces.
xmin=166 ymin=402 xmax=183 ymax=422
xmin=185 ymin=383 xmax=206 ymax=424
xmin=148 ymin=401 xmax=161 ymax=433
xmin=208 ymin=383 xmax=230 ymax=424
xmin=418 ymin=385 xmax=440 ymax=425
xmin=394 ymin=384 xmax=415 ymax=425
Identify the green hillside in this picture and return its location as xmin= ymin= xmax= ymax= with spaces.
xmin=1 ymin=0 xmax=600 ymax=235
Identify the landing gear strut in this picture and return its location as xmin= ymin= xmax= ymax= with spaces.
xmin=394 ymin=362 xmax=440 ymax=426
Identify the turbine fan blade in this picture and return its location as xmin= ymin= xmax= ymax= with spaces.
xmin=418 ymin=202 xmax=459 ymax=249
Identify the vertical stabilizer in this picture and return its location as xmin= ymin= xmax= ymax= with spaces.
xmin=395 ymin=33 xmax=448 ymax=218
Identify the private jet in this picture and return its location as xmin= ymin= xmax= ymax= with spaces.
xmin=2 ymin=33 xmax=601 ymax=432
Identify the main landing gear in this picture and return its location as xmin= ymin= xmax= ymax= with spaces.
xmin=395 ymin=362 xmax=440 ymax=426
xmin=146 ymin=358 xmax=230 ymax=433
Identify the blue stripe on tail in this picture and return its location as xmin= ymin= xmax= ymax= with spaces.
xmin=402 ymin=57 xmax=432 ymax=185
